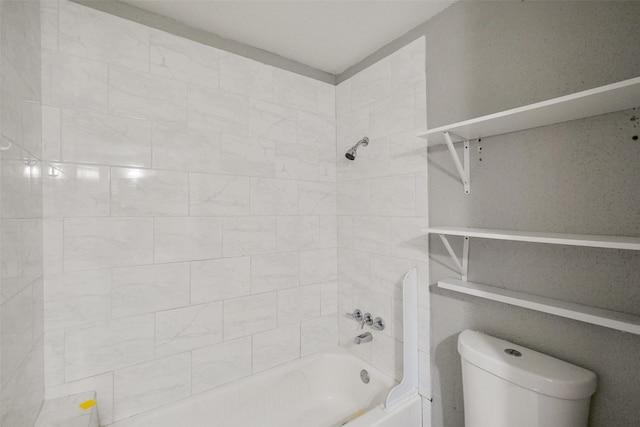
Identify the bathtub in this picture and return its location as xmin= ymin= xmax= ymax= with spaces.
xmin=110 ymin=346 xmax=421 ymax=427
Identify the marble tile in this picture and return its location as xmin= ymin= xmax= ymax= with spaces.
xmin=41 ymin=105 xmax=61 ymax=161
xmin=369 ymin=86 xmax=415 ymax=139
xmin=58 ymin=0 xmax=149 ymax=72
xmin=223 ymin=292 xmax=277 ymax=339
xmin=220 ymin=133 xmax=275 ymax=177
xmin=191 ymin=337 xmax=251 ymax=394
xmin=1 ymin=286 xmax=35 ymax=387
xmin=111 ymin=263 xmax=190 ymax=318
xmin=43 ymin=163 xmax=110 ymax=218
xmin=276 ymin=216 xmax=319 ymax=252
xmin=21 ymin=100 xmax=43 ymax=158
xmin=320 ymin=281 xmax=338 ymax=315
xmin=415 ymin=172 xmax=428 ymax=217
xmin=113 ymin=353 xmax=191 ymax=421
xmin=111 ymin=167 xmax=188 ymax=216
xmin=43 ymin=219 xmax=63 ymax=274
xmin=391 ymin=217 xmax=429 ymax=262
xmin=40 ymin=0 xmax=58 ymax=51
xmin=190 ymin=256 xmax=251 ymax=304
xmin=41 ymin=49 xmax=108 ymax=112
xmin=297 ymin=110 xmax=336 ymax=149
xmin=369 ymin=255 xmax=418 ymax=299
xmin=61 ymin=108 xmax=152 ymax=167
xmin=337 ymin=249 xmax=370 ymax=288
xmin=388 ymin=130 xmax=428 ymax=176
xmin=252 ymin=324 xmax=300 ymax=373
xmin=109 ymin=67 xmax=187 ymax=124
xmin=63 ymin=217 xmax=153 ymax=271
xmin=317 ymin=82 xmax=335 ymax=118
xmin=150 ymin=29 xmax=220 ymax=88
xmin=222 ymin=216 xmax=277 ymax=257
xmin=349 ymin=136 xmax=391 ymax=180
xmin=275 ymin=141 xmax=319 ymax=181
xmin=189 ymin=172 xmax=250 ymax=216
xmin=352 ymin=217 xmax=393 ymax=256
xmin=369 ymin=174 xmax=416 ymax=217
xmin=248 ymin=99 xmax=297 ymax=141
xmin=44 ymin=329 xmax=65 ymax=388
xmin=155 ymin=302 xmax=223 ymax=357
xmin=65 ymin=314 xmax=155 ymax=381
xmin=300 ymin=248 xmax=337 ymax=285
xmin=154 ymin=217 xmax=222 ymax=263
xmin=219 ymin=50 xmax=273 ymax=101
xmin=251 ymin=252 xmax=299 ymax=293
xmin=273 ymin=68 xmax=317 ymax=112
xmin=337 ymin=179 xmax=370 ymax=216
xmin=152 ymin=123 xmax=220 ymax=173
xmin=301 ymin=315 xmax=338 ymax=356
xmin=337 ymin=217 xmax=353 ymax=250
xmin=351 ymin=58 xmax=390 ymax=110
xmin=277 ymin=284 xmax=321 ymax=326
xmin=251 ymin=178 xmax=297 ymax=215
xmin=390 ymin=37 xmax=426 ymax=93
xmin=188 ymin=86 xmax=248 ymax=135
xmin=44 ymin=270 xmax=111 ymax=330
xmin=352 ymin=285 xmax=394 ymax=339
xmin=45 ymin=372 xmax=114 ymax=426
xmin=319 ymin=216 xmax=338 ymax=249
xmin=372 ymin=333 xmax=403 ymax=381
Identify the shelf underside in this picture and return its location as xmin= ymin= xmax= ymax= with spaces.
xmin=417 ymin=77 xmax=640 ymax=145
xmin=425 ymin=227 xmax=640 ymax=251
xmin=438 ymin=279 xmax=640 ymax=335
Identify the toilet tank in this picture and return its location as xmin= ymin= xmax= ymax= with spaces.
xmin=458 ymin=330 xmax=597 ymax=427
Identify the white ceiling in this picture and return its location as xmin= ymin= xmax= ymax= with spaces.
xmin=120 ymin=0 xmax=454 ymax=75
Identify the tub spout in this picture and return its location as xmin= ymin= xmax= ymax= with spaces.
xmin=354 ymin=332 xmax=372 ymax=344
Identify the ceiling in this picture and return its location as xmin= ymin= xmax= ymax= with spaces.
xmin=120 ymin=0 xmax=454 ymax=75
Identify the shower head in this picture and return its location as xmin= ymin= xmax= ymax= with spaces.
xmin=345 ymin=137 xmax=369 ymax=161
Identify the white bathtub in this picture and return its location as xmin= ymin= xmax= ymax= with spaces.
xmin=110 ymin=347 xmax=421 ymax=427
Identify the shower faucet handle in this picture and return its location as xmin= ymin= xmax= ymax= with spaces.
xmin=345 ymin=309 xmax=363 ymax=322
xmin=362 ymin=312 xmax=374 ymax=329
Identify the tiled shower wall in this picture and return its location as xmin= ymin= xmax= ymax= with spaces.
xmin=1 ymin=0 xmax=45 ymax=425
xmin=40 ymin=1 xmax=337 ymax=424
xmin=335 ymin=37 xmax=431 ymax=414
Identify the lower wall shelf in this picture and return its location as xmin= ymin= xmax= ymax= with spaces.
xmin=438 ymin=278 xmax=640 ymax=335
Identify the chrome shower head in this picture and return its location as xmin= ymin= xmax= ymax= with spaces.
xmin=345 ymin=137 xmax=369 ymax=161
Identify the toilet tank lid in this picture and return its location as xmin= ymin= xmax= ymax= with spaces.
xmin=458 ymin=330 xmax=597 ymax=400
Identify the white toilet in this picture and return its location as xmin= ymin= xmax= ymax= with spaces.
xmin=458 ymin=330 xmax=597 ymax=427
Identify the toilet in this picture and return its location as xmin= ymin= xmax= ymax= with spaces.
xmin=458 ymin=330 xmax=597 ymax=427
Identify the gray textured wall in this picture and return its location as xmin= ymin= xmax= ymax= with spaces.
xmin=424 ymin=2 xmax=640 ymax=427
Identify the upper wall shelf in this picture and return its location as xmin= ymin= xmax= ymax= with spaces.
xmin=416 ymin=77 xmax=640 ymax=145
xmin=425 ymin=227 xmax=640 ymax=251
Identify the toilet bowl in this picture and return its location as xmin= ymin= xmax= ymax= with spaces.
xmin=458 ymin=330 xmax=597 ymax=427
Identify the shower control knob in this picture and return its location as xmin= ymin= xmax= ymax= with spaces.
xmin=362 ymin=312 xmax=374 ymax=329
xmin=345 ymin=309 xmax=363 ymax=322
xmin=372 ymin=317 xmax=385 ymax=331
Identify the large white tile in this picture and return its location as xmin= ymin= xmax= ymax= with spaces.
xmin=154 ymin=217 xmax=222 ymax=263
xmin=273 ymin=69 xmax=317 ymax=112
xmin=111 ymin=263 xmax=190 ymax=318
xmin=151 ymin=123 xmax=220 ymax=173
xmin=111 ymin=167 xmax=188 ymax=216
xmin=114 ymin=353 xmax=191 ymax=421
xmin=297 ymin=110 xmax=336 ymax=149
xmin=317 ymin=82 xmax=335 ymax=118
xmin=248 ymin=99 xmax=297 ymax=141
xmin=337 ymin=179 xmax=370 ymax=216
xmin=372 ymin=333 xmax=403 ymax=381
xmin=61 ymin=108 xmax=152 ymax=167
xmin=219 ymin=51 xmax=273 ymax=101
xmin=43 ymin=163 xmax=110 ymax=218
xmin=223 ymin=293 xmax=277 ymax=339
xmin=319 ymin=216 xmax=338 ymax=249
xmin=220 ymin=133 xmax=275 ymax=177
xmin=320 ymin=281 xmax=338 ymax=316
xmin=109 ymin=67 xmax=187 ymax=124
xmin=277 ymin=284 xmax=321 ymax=326
xmin=369 ymin=86 xmax=415 ymax=139
xmin=391 ymin=217 xmax=429 ymax=262
xmin=337 ymin=249 xmax=370 ymax=288
xmin=45 ymin=372 xmax=114 ymax=426
xmin=251 ymin=178 xmax=297 ymax=215
xmin=41 ymin=105 xmax=61 ymax=161
xmin=298 ymin=182 xmax=336 ymax=216
xmin=277 ymin=216 xmax=319 ymax=251
xmin=299 ymin=248 xmax=337 ymax=285
xmin=40 ymin=0 xmax=59 ymax=51
xmin=369 ymin=175 xmax=416 ymax=217
xmin=251 ymin=252 xmax=299 ymax=294
xmin=189 ymin=173 xmax=251 ymax=216
xmin=390 ymin=37 xmax=426 ymax=93
xmin=352 ymin=217 xmax=392 ymax=256
xmin=388 ymin=130 xmax=428 ymax=176
xmin=63 ymin=218 xmax=153 ymax=271
xmin=58 ymin=0 xmax=149 ymax=72
xmin=44 ymin=329 xmax=65 ymax=388
xmin=1 ymin=286 xmax=35 ymax=388
xmin=301 ymin=315 xmax=338 ymax=356
xmin=44 ymin=270 xmax=111 ymax=330
xmin=351 ymin=58 xmax=390 ymax=110
xmin=191 ymin=337 xmax=251 ymax=394
xmin=41 ymin=49 xmax=107 ymax=113
xmin=65 ymin=315 xmax=155 ymax=381
xmin=155 ymin=302 xmax=223 ymax=357
xmin=43 ymin=218 xmax=63 ymax=274
xmin=190 ymin=256 xmax=250 ymax=304
xmin=188 ymin=86 xmax=248 ymax=135
xmin=150 ymin=30 xmax=220 ymax=88
xmin=275 ymin=141 xmax=319 ymax=181
xmin=223 ymin=217 xmax=277 ymax=257
xmin=252 ymin=324 xmax=300 ymax=372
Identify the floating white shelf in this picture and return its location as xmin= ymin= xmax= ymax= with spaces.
xmin=438 ymin=278 xmax=640 ymax=335
xmin=425 ymin=226 xmax=640 ymax=251
xmin=417 ymin=77 xmax=640 ymax=145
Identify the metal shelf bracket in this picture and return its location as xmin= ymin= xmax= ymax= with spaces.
xmin=438 ymin=234 xmax=469 ymax=281
xmin=443 ymin=131 xmax=470 ymax=194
